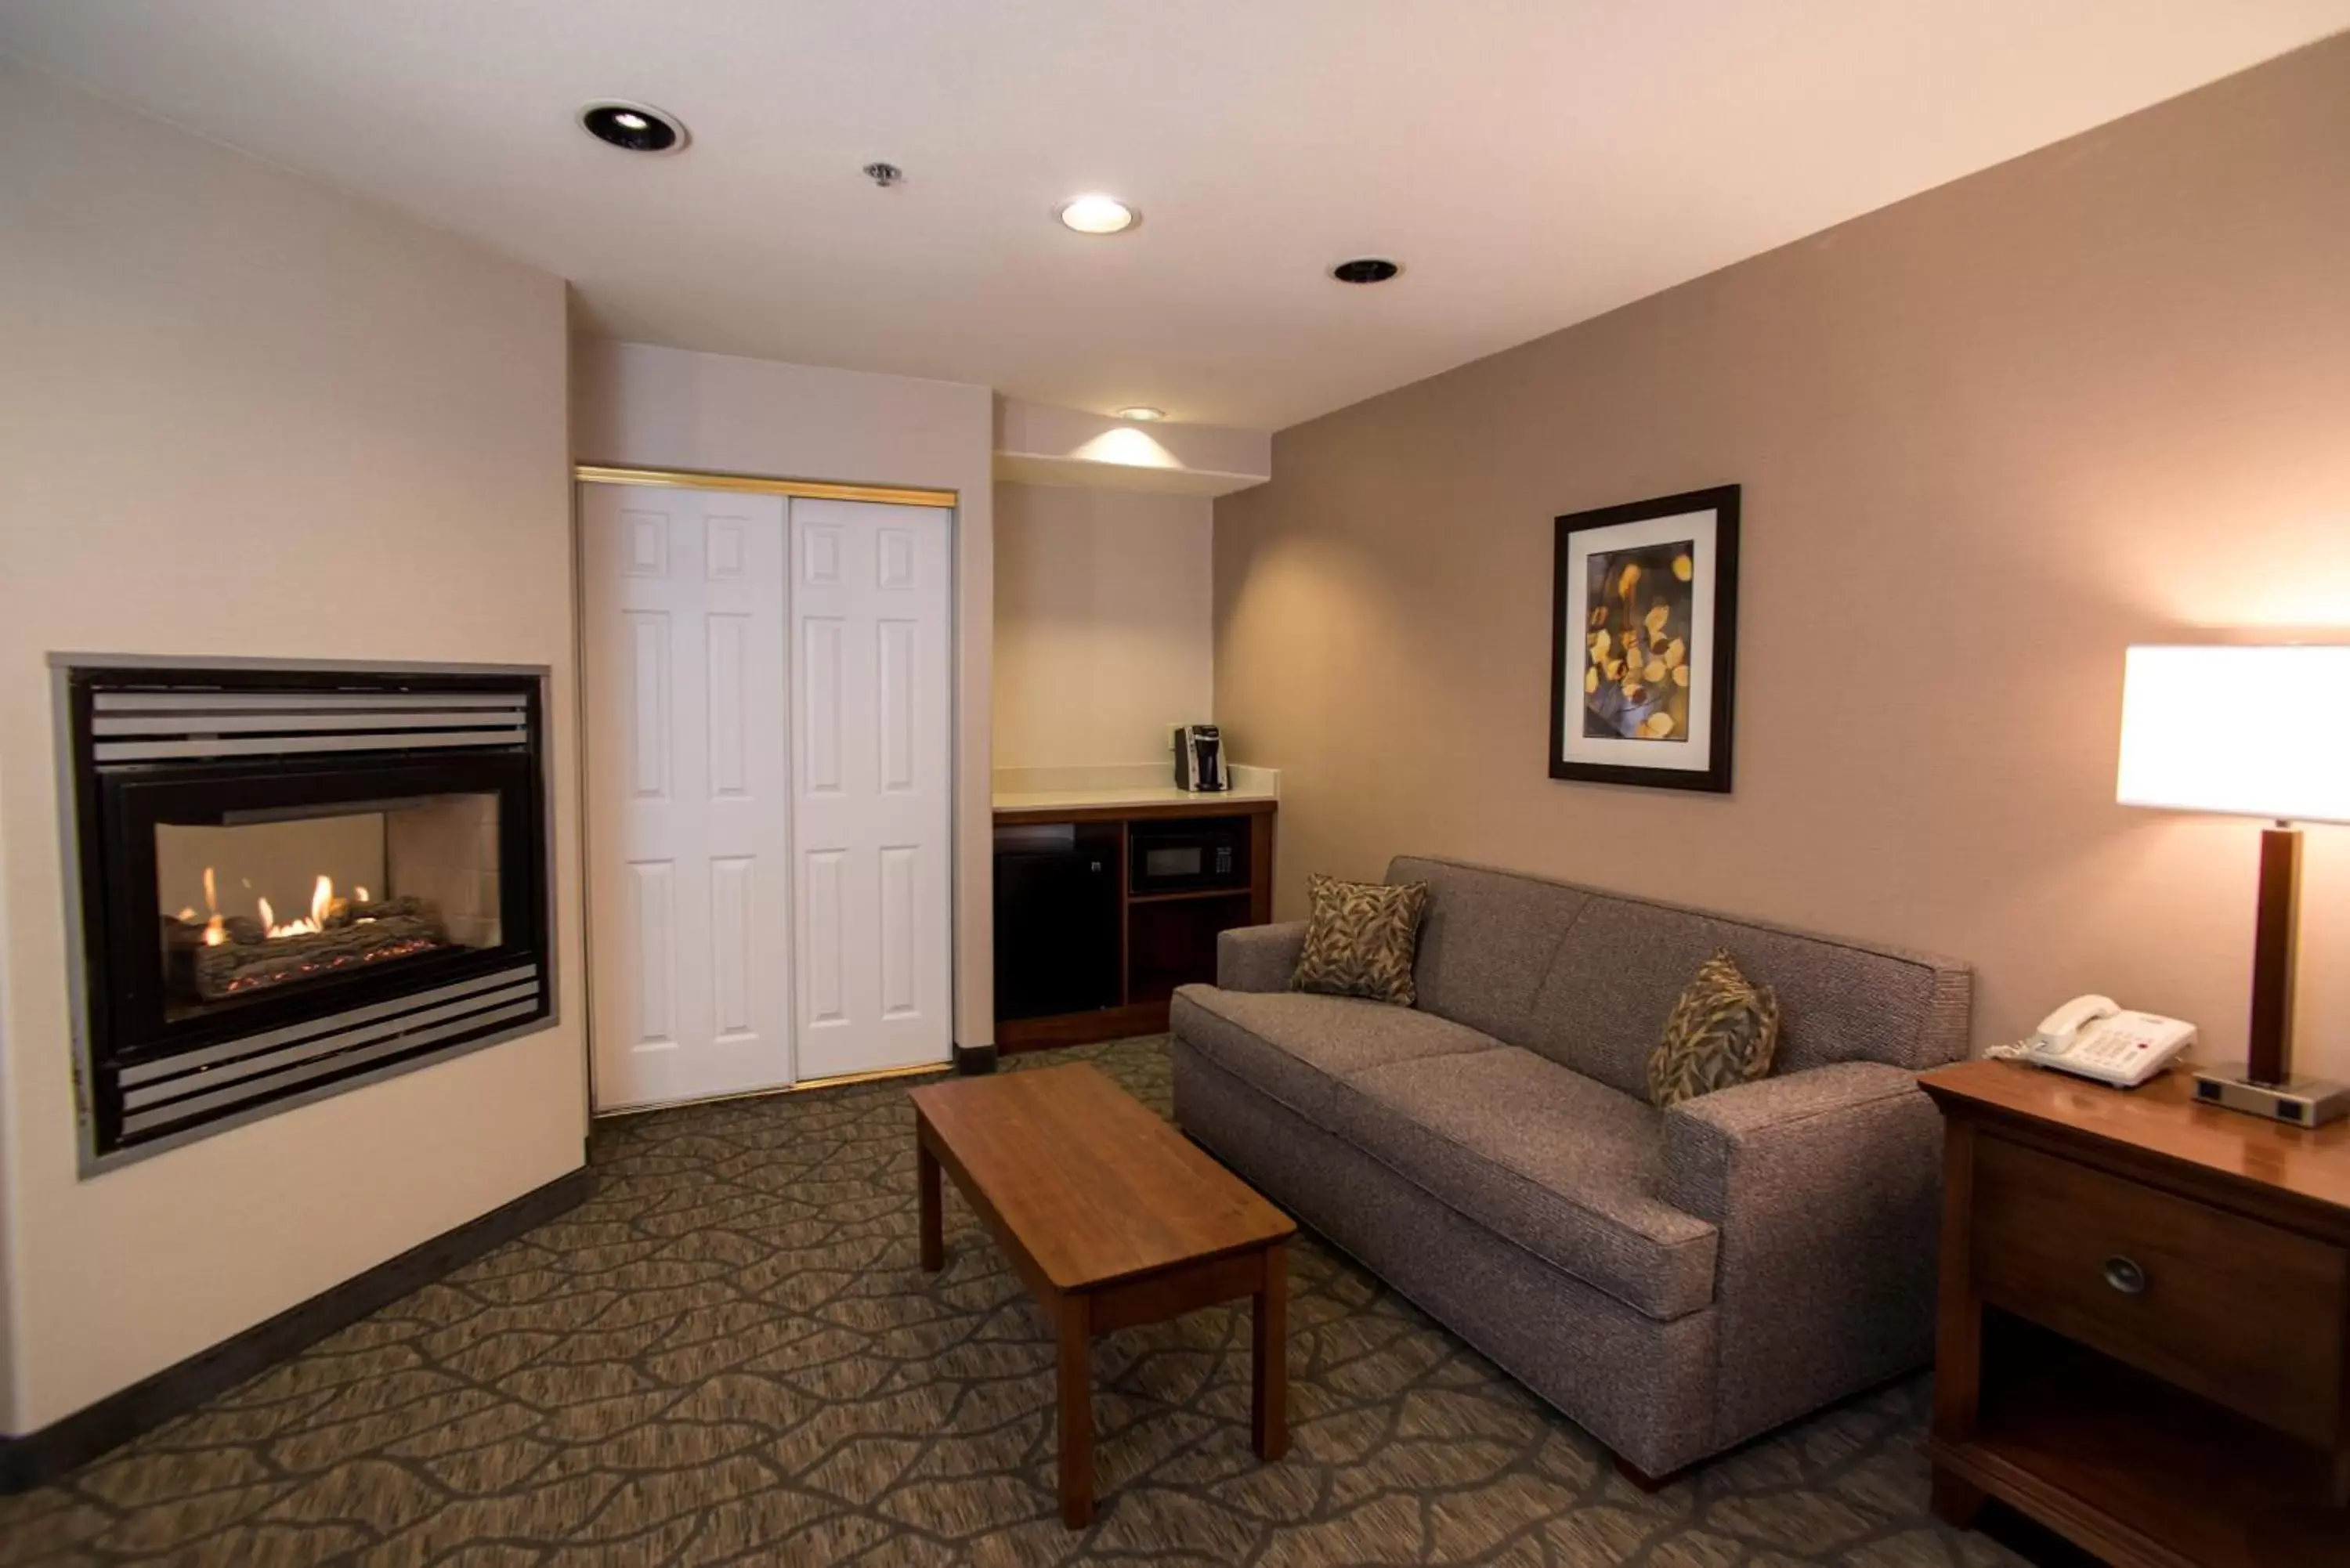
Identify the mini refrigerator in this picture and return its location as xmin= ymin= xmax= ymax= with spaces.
xmin=992 ymin=823 xmax=1122 ymax=1022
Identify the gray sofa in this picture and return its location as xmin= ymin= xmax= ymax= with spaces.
xmin=1169 ymin=855 xmax=1971 ymax=1479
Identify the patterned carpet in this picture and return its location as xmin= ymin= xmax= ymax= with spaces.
xmin=0 ymin=1038 xmax=2030 ymax=1567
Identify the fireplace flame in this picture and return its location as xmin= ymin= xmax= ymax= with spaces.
xmin=201 ymin=865 xmax=226 ymax=946
xmin=186 ymin=867 xmax=380 ymax=947
xmin=254 ymin=875 xmax=337 ymax=940
xmin=173 ymin=862 xmax=447 ymax=1001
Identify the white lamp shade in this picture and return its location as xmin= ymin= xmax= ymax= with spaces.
xmin=2117 ymin=645 xmax=2350 ymax=824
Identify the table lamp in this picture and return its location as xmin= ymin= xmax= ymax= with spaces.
xmin=2116 ymin=645 xmax=2350 ymax=1126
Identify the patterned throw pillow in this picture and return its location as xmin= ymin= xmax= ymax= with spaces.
xmin=1290 ymin=874 xmax=1431 ymax=1007
xmin=1648 ymin=950 xmax=1782 ymax=1109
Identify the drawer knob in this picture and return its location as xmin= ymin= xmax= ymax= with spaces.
xmin=2102 ymin=1255 xmax=2148 ymax=1296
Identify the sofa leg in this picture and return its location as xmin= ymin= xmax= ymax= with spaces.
xmin=1612 ymin=1453 xmax=1682 ymax=1493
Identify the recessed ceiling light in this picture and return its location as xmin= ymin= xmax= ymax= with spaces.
xmin=1331 ymin=258 xmax=1401 ymax=284
xmin=580 ymin=101 xmax=687 ymax=154
xmin=1115 ymin=406 xmax=1166 ymax=422
xmin=1058 ymin=194 xmax=1138 ymax=235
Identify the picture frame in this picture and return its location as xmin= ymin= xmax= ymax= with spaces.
xmin=1549 ymin=484 xmax=1740 ymax=793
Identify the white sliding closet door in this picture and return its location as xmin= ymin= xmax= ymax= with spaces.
xmin=790 ymin=498 xmax=955 ymax=1079
xmin=581 ymin=484 xmax=794 ymax=1109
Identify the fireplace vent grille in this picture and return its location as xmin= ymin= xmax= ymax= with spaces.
xmin=117 ymin=965 xmax=543 ymax=1138
xmin=90 ymin=688 xmax=531 ymax=764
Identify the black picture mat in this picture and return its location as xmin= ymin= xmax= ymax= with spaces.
xmin=1548 ymin=484 xmax=1741 ymax=793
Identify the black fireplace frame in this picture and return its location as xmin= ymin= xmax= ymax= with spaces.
xmin=56 ymin=658 xmax=555 ymax=1171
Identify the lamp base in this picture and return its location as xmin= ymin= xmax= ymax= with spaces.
xmin=2191 ymin=1064 xmax=2350 ymax=1128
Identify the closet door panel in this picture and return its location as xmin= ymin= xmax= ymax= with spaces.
xmin=581 ymin=484 xmax=792 ymax=1109
xmin=790 ymin=498 xmax=953 ymax=1078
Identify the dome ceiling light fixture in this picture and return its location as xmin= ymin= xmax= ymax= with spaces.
xmin=1115 ymin=406 xmax=1166 ymax=422
xmin=580 ymin=101 xmax=688 ymax=154
xmin=1330 ymin=258 xmax=1401 ymax=284
xmin=1056 ymin=193 xmax=1139 ymax=235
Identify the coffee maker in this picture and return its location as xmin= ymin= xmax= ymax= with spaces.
xmin=1172 ymin=724 xmax=1228 ymax=792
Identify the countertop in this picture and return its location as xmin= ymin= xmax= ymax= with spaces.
xmin=992 ymin=782 xmax=1279 ymax=815
xmin=991 ymin=762 xmax=1278 ymax=817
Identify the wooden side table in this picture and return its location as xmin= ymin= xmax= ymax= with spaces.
xmin=1920 ymin=1060 xmax=2350 ymax=1568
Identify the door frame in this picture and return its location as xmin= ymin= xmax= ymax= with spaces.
xmin=571 ymin=463 xmax=962 ymax=1114
xmin=575 ymin=465 xmax=955 ymax=511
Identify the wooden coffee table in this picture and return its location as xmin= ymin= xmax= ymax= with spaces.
xmin=909 ymin=1061 xmax=1296 ymax=1528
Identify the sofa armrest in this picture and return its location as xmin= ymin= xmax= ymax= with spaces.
xmin=1217 ymin=922 xmax=1307 ymax=992
xmin=1661 ymin=1062 xmax=1931 ymax=1217
xmin=1660 ymin=1062 xmax=1945 ymax=1447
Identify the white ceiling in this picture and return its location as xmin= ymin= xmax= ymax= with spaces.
xmin=4 ymin=2 xmax=2345 ymax=430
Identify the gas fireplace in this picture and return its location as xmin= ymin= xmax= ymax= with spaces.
xmin=62 ymin=662 xmax=552 ymax=1166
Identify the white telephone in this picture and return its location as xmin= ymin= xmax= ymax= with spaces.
xmin=2011 ymin=995 xmax=2197 ymax=1088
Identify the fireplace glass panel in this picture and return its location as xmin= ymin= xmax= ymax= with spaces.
xmin=154 ymin=792 xmax=501 ymax=1015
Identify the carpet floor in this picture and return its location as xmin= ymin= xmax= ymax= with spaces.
xmin=0 ymin=1037 xmax=2026 ymax=1567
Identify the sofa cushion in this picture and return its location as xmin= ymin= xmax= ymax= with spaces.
xmin=1169 ymin=985 xmax=1503 ymax=1128
xmin=1387 ymin=855 xmax=1590 ymax=1047
xmin=1340 ymin=1048 xmax=1719 ymax=1321
xmin=1378 ymin=859 xmax=1969 ymax=1097
xmin=1531 ymin=895 xmax=1954 ymax=1098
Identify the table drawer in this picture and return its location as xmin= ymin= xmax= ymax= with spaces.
xmin=1971 ymin=1133 xmax=2348 ymax=1443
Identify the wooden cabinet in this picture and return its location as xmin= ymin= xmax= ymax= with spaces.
xmin=992 ymin=800 xmax=1274 ymax=1052
xmin=1922 ymin=1060 xmax=2350 ymax=1568
xmin=1969 ymin=1134 xmax=2347 ymax=1443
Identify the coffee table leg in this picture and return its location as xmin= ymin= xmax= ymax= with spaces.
xmin=1253 ymin=1240 xmax=1288 ymax=1461
xmin=916 ymin=1133 xmax=943 ymax=1273
xmin=1056 ymin=1292 xmax=1094 ymax=1529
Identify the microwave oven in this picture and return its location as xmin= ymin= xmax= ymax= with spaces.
xmin=1130 ymin=818 xmax=1250 ymax=896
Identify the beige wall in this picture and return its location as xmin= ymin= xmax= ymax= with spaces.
xmin=0 ymin=60 xmax=585 ymax=1431
xmin=1216 ymin=37 xmax=2350 ymax=1076
xmin=570 ymin=339 xmax=998 ymax=1046
xmin=994 ymin=482 xmax=1215 ymax=768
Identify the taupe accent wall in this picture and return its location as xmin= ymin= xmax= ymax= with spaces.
xmin=1215 ymin=36 xmax=2350 ymax=1071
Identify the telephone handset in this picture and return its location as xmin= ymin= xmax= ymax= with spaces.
xmin=2007 ymin=994 xmax=2196 ymax=1089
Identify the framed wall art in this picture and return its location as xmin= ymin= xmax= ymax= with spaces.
xmin=1549 ymin=484 xmax=1740 ymax=793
